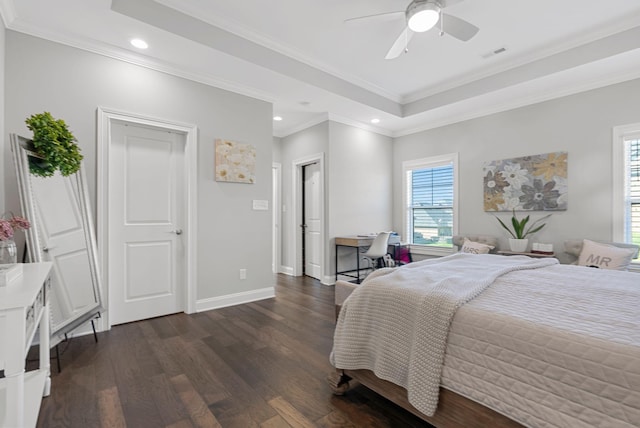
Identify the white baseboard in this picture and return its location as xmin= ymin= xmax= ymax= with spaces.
xmin=279 ymin=265 xmax=294 ymax=276
xmin=195 ymin=287 xmax=275 ymax=312
xmin=321 ymin=275 xmax=336 ymax=286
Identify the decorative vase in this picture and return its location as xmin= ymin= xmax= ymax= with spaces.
xmin=508 ymin=238 xmax=529 ymax=252
xmin=0 ymin=240 xmax=18 ymax=265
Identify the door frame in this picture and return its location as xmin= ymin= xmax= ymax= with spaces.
xmin=292 ymin=153 xmax=325 ymax=281
xmin=272 ymin=162 xmax=282 ymax=274
xmin=97 ymin=107 xmax=198 ymax=329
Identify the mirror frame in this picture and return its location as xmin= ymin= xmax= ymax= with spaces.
xmin=11 ymin=133 xmax=103 ymax=340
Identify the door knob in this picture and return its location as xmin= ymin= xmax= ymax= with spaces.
xmin=168 ymin=229 xmax=183 ymax=235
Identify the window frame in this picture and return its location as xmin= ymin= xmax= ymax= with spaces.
xmin=402 ymin=153 xmax=459 ymax=257
xmin=612 ymin=123 xmax=640 ymax=270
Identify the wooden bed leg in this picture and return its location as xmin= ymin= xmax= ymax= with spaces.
xmin=327 ymin=369 xmax=351 ymax=395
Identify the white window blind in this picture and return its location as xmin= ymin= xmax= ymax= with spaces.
xmin=403 ymin=153 xmax=458 ymax=252
xmin=624 ymin=136 xmax=640 ymax=257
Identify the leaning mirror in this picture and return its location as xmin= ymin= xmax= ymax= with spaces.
xmin=11 ymin=134 xmax=103 ymax=344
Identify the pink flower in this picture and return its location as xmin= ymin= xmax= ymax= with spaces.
xmin=0 ymin=220 xmax=14 ymax=240
xmin=0 ymin=214 xmax=31 ymax=241
xmin=9 ymin=216 xmax=30 ymax=231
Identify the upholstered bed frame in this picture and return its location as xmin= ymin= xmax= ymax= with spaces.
xmin=451 ymin=234 xmax=499 ymax=252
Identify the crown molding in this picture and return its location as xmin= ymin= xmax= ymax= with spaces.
xmin=403 ymin=18 xmax=640 ymax=104
xmin=394 ymin=62 xmax=640 ymax=138
xmin=154 ymin=0 xmax=402 ymax=103
xmin=0 ymin=0 xmax=16 ymax=27
xmin=327 ymin=113 xmax=393 ymax=137
xmin=6 ymin=20 xmax=280 ymax=107
xmin=275 ymin=113 xmax=329 ymax=138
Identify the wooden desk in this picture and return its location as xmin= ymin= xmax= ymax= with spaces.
xmin=335 ymin=236 xmax=373 ymax=283
xmin=335 ymin=236 xmax=406 ymax=283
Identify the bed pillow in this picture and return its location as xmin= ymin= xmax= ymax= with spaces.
xmin=460 ymin=238 xmax=494 ymax=255
xmin=577 ymin=239 xmax=637 ymax=270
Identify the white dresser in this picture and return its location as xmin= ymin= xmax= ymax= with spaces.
xmin=0 ymin=262 xmax=53 ymax=428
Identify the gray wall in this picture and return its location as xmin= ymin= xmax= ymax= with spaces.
xmin=327 ymin=121 xmax=393 ymax=277
xmin=279 ymin=120 xmax=393 ymax=282
xmin=279 ymin=121 xmax=329 ymax=273
xmin=393 ymin=78 xmax=640 ymax=263
xmin=4 ymin=31 xmax=274 ymax=303
xmin=272 ymin=136 xmax=282 ymax=164
xmin=0 ymin=20 xmax=5 ymax=215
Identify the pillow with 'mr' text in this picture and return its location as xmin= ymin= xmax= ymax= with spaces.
xmin=577 ymin=239 xmax=636 ymax=270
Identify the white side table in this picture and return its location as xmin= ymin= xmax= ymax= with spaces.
xmin=0 ymin=262 xmax=53 ymax=428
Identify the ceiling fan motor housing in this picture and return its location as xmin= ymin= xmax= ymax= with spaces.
xmin=406 ymin=0 xmax=442 ymax=32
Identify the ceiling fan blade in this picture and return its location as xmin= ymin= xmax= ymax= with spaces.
xmin=385 ymin=27 xmax=414 ymax=60
xmin=344 ymin=11 xmax=404 ymax=24
xmin=438 ymin=13 xmax=479 ymax=41
xmin=442 ymin=0 xmax=465 ymax=7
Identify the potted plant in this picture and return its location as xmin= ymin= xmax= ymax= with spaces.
xmin=495 ymin=209 xmax=551 ymax=252
xmin=25 ymin=112 xmax=83 ymax=177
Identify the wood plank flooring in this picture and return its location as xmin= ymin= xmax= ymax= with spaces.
xmin=34 ymin=274 xmax=431 ymax=428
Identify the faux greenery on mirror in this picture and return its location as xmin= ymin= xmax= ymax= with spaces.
xmin=25 ymin=112 xmax=83 ymax=177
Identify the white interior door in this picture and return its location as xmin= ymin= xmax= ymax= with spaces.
xmin=304 ymin=162 xmax=321 ymax=280
xmin=109 ymin=122 xmax=185 ymax=325
xmin=272 ymin=164 xmax=281 ymax=274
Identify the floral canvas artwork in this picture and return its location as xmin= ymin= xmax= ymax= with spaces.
xmin=483 ymin=152 xmax=567 ymax=212
xmin=215 ymin=139 xmax=256 ymax=184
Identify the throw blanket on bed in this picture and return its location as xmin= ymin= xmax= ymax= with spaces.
xmin=330 ymin=253 xmax=559 ymax=416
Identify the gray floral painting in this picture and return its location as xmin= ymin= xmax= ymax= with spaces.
xmin=483 ymin=152 xmax=567 ymax=212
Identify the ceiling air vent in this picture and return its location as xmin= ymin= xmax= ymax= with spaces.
xmin=481 ymin=46 xmax=507 ymax=59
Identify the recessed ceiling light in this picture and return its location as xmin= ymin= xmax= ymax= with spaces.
xmin=130 ymin=38 xmax=148 ymax=49
xmin=371 ymin=118 xmax=380 ymax=124
xmin=273 ymin=116 xmax=283 ymax=121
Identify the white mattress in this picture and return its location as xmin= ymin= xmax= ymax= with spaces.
xmin=334 ymin=263 xmax=640 ymax=427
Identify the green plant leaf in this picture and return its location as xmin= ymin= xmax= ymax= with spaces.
xmin=496 ymin=209 xmax=551 ymax=239
xmin=496 ymin=216 xmax=517 ymax=239
xmin=25 ymin=112 xmax=82 ymax=177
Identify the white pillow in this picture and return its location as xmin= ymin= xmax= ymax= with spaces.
xmin=460 ymin=238 xmax=494 ymax=255
xmin=577 ymin=239 xmax=637 ymax=270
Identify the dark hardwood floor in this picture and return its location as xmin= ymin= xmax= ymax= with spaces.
xmin=34 ymin=274 xmax=431 ymax=428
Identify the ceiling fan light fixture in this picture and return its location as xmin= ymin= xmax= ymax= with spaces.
xmin=407 ymin=2 xmax=440 ymax=33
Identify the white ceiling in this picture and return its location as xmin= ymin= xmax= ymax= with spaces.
xmin=2 ymin=0 xmax=640 ymax=137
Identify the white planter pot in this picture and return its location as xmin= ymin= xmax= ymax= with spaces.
xmin=508 ymin=238 xmax=529 ymax=252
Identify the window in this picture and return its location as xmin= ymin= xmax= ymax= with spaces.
xmin=403 ymin=153 xmax=458 ymax=255
xmin=613 ymin=124 xmax=640 ymax=265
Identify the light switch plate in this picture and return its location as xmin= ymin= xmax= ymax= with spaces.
xmin=252 ymin=200 xmax=269 ymax=210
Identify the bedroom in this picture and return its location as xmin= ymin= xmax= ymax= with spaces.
xmin=0 ymin=0 xmax=639 ymax=427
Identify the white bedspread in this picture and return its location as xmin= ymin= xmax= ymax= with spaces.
xmin=330 ymin=253 xmax=558 ymax=416
xmin=442 ymin=262 xmax=640 ymax=427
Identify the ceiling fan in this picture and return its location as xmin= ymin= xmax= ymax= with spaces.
xmin=346 ymin=0 xmax=479 ymax=59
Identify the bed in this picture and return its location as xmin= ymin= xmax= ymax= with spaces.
xmin=329 ymin=253 xmax=640 ymax=428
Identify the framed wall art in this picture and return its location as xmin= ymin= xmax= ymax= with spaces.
xmin=214 ymin=139 xmax=256 ymax=184
xmin=483 ymin=151 xmax=567 ymax=212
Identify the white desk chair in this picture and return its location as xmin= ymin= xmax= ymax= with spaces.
xmin=362 ymin=232 xmax=391 ymax=274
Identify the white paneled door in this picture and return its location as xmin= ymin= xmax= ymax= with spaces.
xmin=109 ymin=122 xmax=186 ymax=325
xmin=303 ymin=162 xmax=321 ymax=280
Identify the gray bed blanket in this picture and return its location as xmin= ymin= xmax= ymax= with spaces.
xmin=330 ymin=253 xmax=558 ymax=416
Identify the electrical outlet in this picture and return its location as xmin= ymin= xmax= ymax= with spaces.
xmin=239 ymin=269 xmax=247 ymax=280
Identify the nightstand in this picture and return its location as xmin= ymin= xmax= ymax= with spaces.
xmin=497 ymin=250 xmax=555 ymax=258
